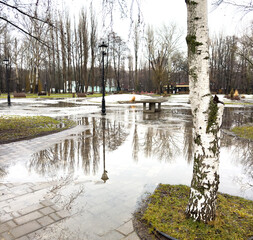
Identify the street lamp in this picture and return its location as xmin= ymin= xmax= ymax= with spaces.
xmin=3 ymin=58 xmax=10 ymax=106
xmin=99 ymin=42 xmax=108 ymax=115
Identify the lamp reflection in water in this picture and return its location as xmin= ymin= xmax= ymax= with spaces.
xmin=101 ymin=117 xmax=109 ymax=183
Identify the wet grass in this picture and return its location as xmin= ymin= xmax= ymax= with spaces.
xmin=231 ymin=125 xmax=253 ymax=140
xmin=224 ymin=102 xmax=253 ymax=106
xmin=0 ymin=116 xmax=76 ymax=144
xmin=139 ymin=184 xmax=253 ymax=240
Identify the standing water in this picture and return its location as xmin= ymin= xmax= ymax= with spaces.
xmin=0 ymin=95 xmax=252 ymax=239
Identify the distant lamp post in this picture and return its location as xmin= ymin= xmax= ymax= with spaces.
xmin=101 ymin=118 xmax=109 ymax=183
xmin=99 ymin=42 xmax=108 ymax=115
xmin=3 ymin=58 xmax=10 ymax=106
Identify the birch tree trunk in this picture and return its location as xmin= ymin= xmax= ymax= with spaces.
xmin=185 ymin=0 xmax=224 ymax=223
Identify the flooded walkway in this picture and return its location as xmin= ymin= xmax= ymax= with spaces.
xmin=0 ymin=95 xmax=253 ymax=239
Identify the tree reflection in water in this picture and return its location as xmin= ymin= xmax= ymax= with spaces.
xmin=183 ymin=121 xmax=194 ymax=164
xmin=0 ymin=167 xmax=7 ymax=178
xmin=132 ymin=125 xmax=139 ymax=162
xmin=222 ymin=134 xmax=253 ymax=190
xmin=28 ymin=117 xmax=130 ymax=177
xmin=222 ymin=107 xmax=253 ymax=129
xmin=132 ymin=125 xmax=183 ymax=163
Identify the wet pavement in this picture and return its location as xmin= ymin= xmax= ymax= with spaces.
xmin=0 ymin=94 xmax=253 ymax=239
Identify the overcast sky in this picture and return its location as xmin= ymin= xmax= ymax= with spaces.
xmin=61 ymin=0 xmax=252 ymax=43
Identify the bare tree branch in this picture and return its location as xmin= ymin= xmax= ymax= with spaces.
xmin=0 ymin=16 xmax=51 ymax=49
xmin=212 ymin=0 xmax=253 ymax=14
xmin=0 ymin=0 xmax=55 ymax=27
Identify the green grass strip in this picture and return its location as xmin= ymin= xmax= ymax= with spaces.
xmin=0 ymin=116 xmax=76 ymax=144
xmin=231 ymin=125 xmax=253 ymax=140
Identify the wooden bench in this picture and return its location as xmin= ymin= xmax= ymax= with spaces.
xmin=38 ymin=92 xmax=47 ymax=96
xmin=136 ymin=99 xmax=167 ymax=113
xmin=13 ymin=92 xmax=26 ymax=98
xmin=76 ymin=93 xmax=87 ymax=97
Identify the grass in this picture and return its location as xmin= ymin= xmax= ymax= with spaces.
xmin=231 ymin=125 xmax=253 ymax=140
xmin=0 ymin=116 xmax=76 ymax=144
xmin=140 ymin=184 xmax=253 ymax=240
xmin=0 ymin=93 xmax=103 ymax=99
xmin=224 ymin=102 xmax=253 ymax=106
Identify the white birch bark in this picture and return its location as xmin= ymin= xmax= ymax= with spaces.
xmin=185 ymin=0 xmax=225 ymax=223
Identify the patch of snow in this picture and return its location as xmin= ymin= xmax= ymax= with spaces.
xmin=87 ymin=94 xmax=155 ymax=103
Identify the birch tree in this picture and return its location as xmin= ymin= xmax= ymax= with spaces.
xmin=185 ymin=0 xmax=225 ymax=222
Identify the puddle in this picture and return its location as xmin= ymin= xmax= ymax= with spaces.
xmin=0 ymin=95 xmax=252 ymax=239
xmin=43 ymin=102 xmax=80 ymax=108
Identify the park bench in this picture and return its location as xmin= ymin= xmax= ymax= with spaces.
xmin=136 ymin=99 xmax=167 ymax=113
xmin=38 ymin=92 xmax=47 ymax=96
xmin=13 ymin=92 xmax=26 ymax=98
xmin=76 ymin=93 xmax=87 ymax=97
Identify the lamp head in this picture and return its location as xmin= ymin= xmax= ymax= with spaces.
xmin=99 ymin=42 xmax=108 ymax=53
xmin=101 ymin=170 xmax=109 ymax=183
xmin=3 ymin=59 xmax=9 ymax=65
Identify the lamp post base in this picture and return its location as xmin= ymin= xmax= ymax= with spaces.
xmin=7 ymin=95 xmax=11 ymax=106
xmin=101 ymin=98 xmax=106 ymax=115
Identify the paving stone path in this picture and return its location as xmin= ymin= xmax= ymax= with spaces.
xmin=0 ymin=182 xmax=139 ymax=240
xmin=0 ymin=182 xmax=69 ymax=240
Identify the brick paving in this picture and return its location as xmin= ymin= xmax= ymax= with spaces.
xmin=0 ymin=182 xmax=70 ymax=239
xmin=0 ymin=182 xmax=139 ymax=239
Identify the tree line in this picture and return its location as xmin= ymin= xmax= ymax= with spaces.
xmin=0 ymin=1 xmax=252 ymax=95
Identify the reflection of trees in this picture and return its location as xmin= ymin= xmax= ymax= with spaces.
xmin=222 ymin=107 xmax=253 ymax=129
xmin=144 ymin=127 xmax=153 ymax=158
xmin=132 ymin=125 xmax=139 ymax=162
xmin=28 ymin=117 xmax=129 ymax=177
xmin=133 ymin=124 xmax=181 ymax=162
xmin=183 ymin=121 xmax=194 ymax=164
xmin=222 ymin=134 xmax=253 ymax=189
xmin=0 ymin=167 xmax=7 ymax=178
xmin=105 ymin=119 xmax=128 ymax=151
xmin=152 ymin=129 xmax=180 ymax=162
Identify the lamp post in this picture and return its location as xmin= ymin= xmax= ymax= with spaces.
xmin=3 ymin=59 xmax=10 ymax=106
xmin=99 ymin=42 xmax=108 ymax=115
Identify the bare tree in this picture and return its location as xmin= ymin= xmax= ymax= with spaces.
xmin=133 ymin=22 xmax=139 ymax=91
xmin=66 ymin=16 xmax=73 ymax=93
xmin=146 ymin=23 xmax=182 ymax=94
xmin=59 ymin=18 xmax=67 ymax=93
xmin=79 ymin=9 xmax=89 ymax=93
xmin=89 ymin=5 xmax=98 ymax=93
